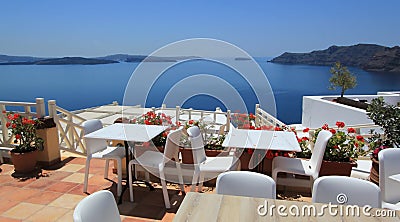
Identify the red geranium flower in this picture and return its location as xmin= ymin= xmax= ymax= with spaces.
xmin=274 ymin=126 xmax=282 ymax=131
xmin=335 ymin=121 xmax=345 ymax=128
xmin=266 ymin=150 xmax=274 ymax=159
xmin=322 ymin=124 xmax=329 ymax=130
xmin=247 ymin=149 xmax=254 ymax=155
xmin=12 ymin=124 xmax=17 ymax=129
xmin=6 ymin=122 xmax=11 ymax=128
xmin=1 ymin=110 xmax=6 ymax=114
xmin=329 ymin=129 xmax=336 ymax=134
xmin=302 ymin=128 xmax=310 ymax=133
xmin=356 ymin=135 xmax=364 ymax=141
xmin=188 ymin=120 xmax=194 ymax=125
xmin=347 ymin=128 xmax=356 ymax=133
xmin=15 ymin=134 xmax=21 ymax=139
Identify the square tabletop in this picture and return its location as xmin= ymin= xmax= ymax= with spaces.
xmin=222 ymin=128 xmax=301 ymax=152
xmin=84 ymin=123 xmax=169 ymax=142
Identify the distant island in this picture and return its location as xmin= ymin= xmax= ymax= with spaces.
xmin=0 ymin=54 xmax=199 ymax=65
xmin=270 ymin=44 xmax=400 ymax=73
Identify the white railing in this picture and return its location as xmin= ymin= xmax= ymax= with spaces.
xmin=48 ymin=100 xmax=87 ymax=154
xmin=0 ymin=98 xmax=45 ymax=147
xmin=254 ymin=104 xmax=286 ymax=128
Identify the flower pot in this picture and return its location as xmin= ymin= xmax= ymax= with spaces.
xmin=369 ymin=157 xmax=379 ymax=185
xmin=10 ymin=149 xmax=38 ymax=173
xmin=180 ymin=148 xmax=228 ymax=164
xmin=319 ymin=160 xmax=357 ymax=177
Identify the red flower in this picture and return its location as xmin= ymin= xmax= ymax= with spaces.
xmin=283 ymin=152 xmax=289 ymax=157
xmin=329 ymin=129 xmax=336 ymax=134
xmin=162 ymin=131 xmax=169 ymax=138
xmin=144 ymin=120 xmax=151 ymax=125
xmin=266 ymin=150 xmax=274 ymax=159
xmin=14 ymin=113 xmax=20 ymax=119
xmin=347 ymin=128 xmax=356 ymax=133
xmin=301 ymin=136 xmax=309 ymax=141
xmin=15 ymin=134 xmax=21 ymax=139
xmin=302 ymin=128 xmax=310 ymax=133
xmin=249 ymin=113 xmax=255 ymax=120
xmin=373 ymin=148 xmax=380 ymax=156
xmin=333 ymin=145 xmax=339 ymax=149
xmin=247 ymin=149 xmax=254 ymax=155
xmin=188 ymin=120 xmax=194 ymax=125
xmin=249 ymin=125 xmax=255 ymax=130
xmin=356 ymin=135 xmax=364 ymax=141
xmin=12 ymin=124 xmax=17 ymax=129
xmin=274 ymin=126 xmax=282 ymax=131
xmin=274 ymin=152 xmax=279 ymax=157
xmin=335 ymin=121 xmax=345 ymax=128
xmin=322 ymin=124 xmax=329 ymax=130
xmin=7 ymin=114 xmax=14 ymax=120
xmin=6 ymin=122 xmax=11 ymax=128
xmin=1 ymin=110 xmax=6 ymax=114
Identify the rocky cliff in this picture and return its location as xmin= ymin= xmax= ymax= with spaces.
xmin=270 ymin=44 xmax=400 ymax=73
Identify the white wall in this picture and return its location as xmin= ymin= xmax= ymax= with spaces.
xmin=301 ymin=94 xmax=399 ymax=128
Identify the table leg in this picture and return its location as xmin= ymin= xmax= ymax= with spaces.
xmin=118 ymin=141 xmax=154 ymax=204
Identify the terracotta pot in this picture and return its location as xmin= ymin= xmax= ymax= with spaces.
xmin=10 ymin=149 xmax=38 ymax=173
xmin=180 ymin=148 xmax=228 ymax=164
xmin=369 ymin=157 xmax=379 ymax=185
xmin=319 ymin=160 xmax=357 ymax=177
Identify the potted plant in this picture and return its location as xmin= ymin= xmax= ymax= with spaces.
xmin=4 ymin=111 xmax=44 ymax=173
xmin=299 ymin=121 xmax=367 ymax=176
xmin=328 ymin=61 xmax=368 ymax=110
xmin=366 ymin=97 xmax=400 ymax=184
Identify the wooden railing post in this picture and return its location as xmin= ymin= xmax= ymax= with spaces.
xmin=255 ymin=104 xmax=260 ymax=127
xmin=175 ymin=106 xmax=180 ymax=124
xmin=36 ymin=98 xmax=46 ymax=118
xmin=226 ymin=110 xmax=231 ymax=132
xmin=48 ymin=100 xmax=57 ymax=118
xmin=0 ymin=104 xmax=8 ymax=143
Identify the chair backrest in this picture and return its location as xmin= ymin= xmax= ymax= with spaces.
xmin=309 ymin=130 xmax=332 ymax=179
xmin=82 ymin=119 xmax=107 ymax=155
xmin=163 ymin=127 xmax=184 ymax=163
xmin=216 ymin=171 xmax=276 ymax=199
xmin=73 ymin=190 xmax=121 ymax=222
xmin=312 ymin=176 xmax=381 ymax=208
xmin=379 ymin=148 xmax=400 ymax=203
xmin=187 ymin=126 xmax=207 ymax=164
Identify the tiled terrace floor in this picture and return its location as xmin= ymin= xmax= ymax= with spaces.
xmin=0 ymin=155 xmax=199 ymax=222
xmin=0 ymin=154 xmax=312 ymax=222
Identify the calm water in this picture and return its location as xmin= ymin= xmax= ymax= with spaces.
xmin=1 ymin=59 xmax=399 ymax=124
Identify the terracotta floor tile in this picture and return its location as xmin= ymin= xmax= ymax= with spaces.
xmin=45 ymin=181 xmax=79 ymax=193
xmin=0 ymin=200 xmax=20 ymax=214
xmin=0 ymin=216 xmax=22 ymax=222
xmin=87 ymin=174 xmax=115 ymax=187
xmin=1 ymin=188 xmax=41 ymax=202
xmin=54 ymin=210 xmax=73 ymax=222
xmin=67 ymin=183 xmax=103 ymax=195
xmin=25 ymin=191 xmax=63 ymax=205
xmin=122 ymin=217 xmax=154 ymax=222
xmin=61 ymin=172 xmax=89 ymax=183
xmin=27 ymin=206 xmax=70 ymax=222
xmin=2 ymin=203 xmax=45 ymax=220
xmin=59 ymin=164 xmax=84 ymax=172
xmin=44 ymin=171 xmax=73 ymax=181
xmin=48 ymin=193 xmax=85 ymax=209
xmin=161 ymin=213 xmax=176 ymax=222
xmin=0 ymin=186 xmax=19 ymax=200
xmin=78 ymin=166 xmax=111 ymax=175
xmin=2 ymin=176 xmax=35 ymax=188
xmin=25 ymin=178 xmax=57 ymax=190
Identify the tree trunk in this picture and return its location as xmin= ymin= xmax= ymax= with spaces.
xmin=340 ymin=88 xmax=345 ymax=97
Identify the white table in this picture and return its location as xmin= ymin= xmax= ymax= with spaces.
xmin=222 ymin=128 xmax=301 ymax=172
xmin=84 ymin=123 xmax=169 ymax=203
xmin=222 ymin=128 xmax=301 ymax=151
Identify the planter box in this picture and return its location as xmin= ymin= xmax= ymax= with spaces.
xmin=237 ymin=151 xmax=273 ymax=176
xmin=180 ymin=148 xmax=228 ymax=164
xmin=319 ymin=160 xmax=357 ymax=177
xmin=369 ymin=157 xmax=379 ymax=185
xmin=36 ymin=117 xmax=60 ymax=167
xmin=336 ymin=97 xmax=369 ymax=110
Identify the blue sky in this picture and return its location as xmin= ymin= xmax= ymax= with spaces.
xmin=1 ymin=0 xmax=399 ymax=57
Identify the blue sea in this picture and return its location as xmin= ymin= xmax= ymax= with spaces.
xmin=1 ymin=58 xmax=399 ymax=124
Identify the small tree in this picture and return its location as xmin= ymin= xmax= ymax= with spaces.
xmin=329 ymin=61 xmax=357 ymax=97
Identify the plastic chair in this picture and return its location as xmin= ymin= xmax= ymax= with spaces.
xmin=216 ymin=171 xmax=276 ymax=199
xmin=379 ymin=148 xmax=400 ymax=210
xmin=128 ymin=127 xmax=185 ymax=209
xmin=272 ymin=130 xmax=332 ymax=187
xmin=187 ymin=126 xmax=239 ymax=192
xmin=82 ymin=119 xmax=125 ymax=196
xmin=312 ymin=176 xmax=381 ymax=208
xmin=73 ymin=190 xmax=121 ymax=222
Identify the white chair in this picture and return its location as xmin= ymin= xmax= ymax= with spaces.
xmin=312 ymin=176 xmax=381 ymax=208
xmin=82 ymin=119 xmax=125 ymax=196
xmin=73 ymin=190 xmax=121 ymax=222
xmin=216 ymin=171 xmax=276 ymax=199
xmin=128 ymin=127 xmax=185 ymax=209
xmin=187 ymin=126 xmax=239 ymax=192
xmin=272 ymin=130 xmax=332 ymax=187
xmin=379 ymin=148 xmax=400 ymax=210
